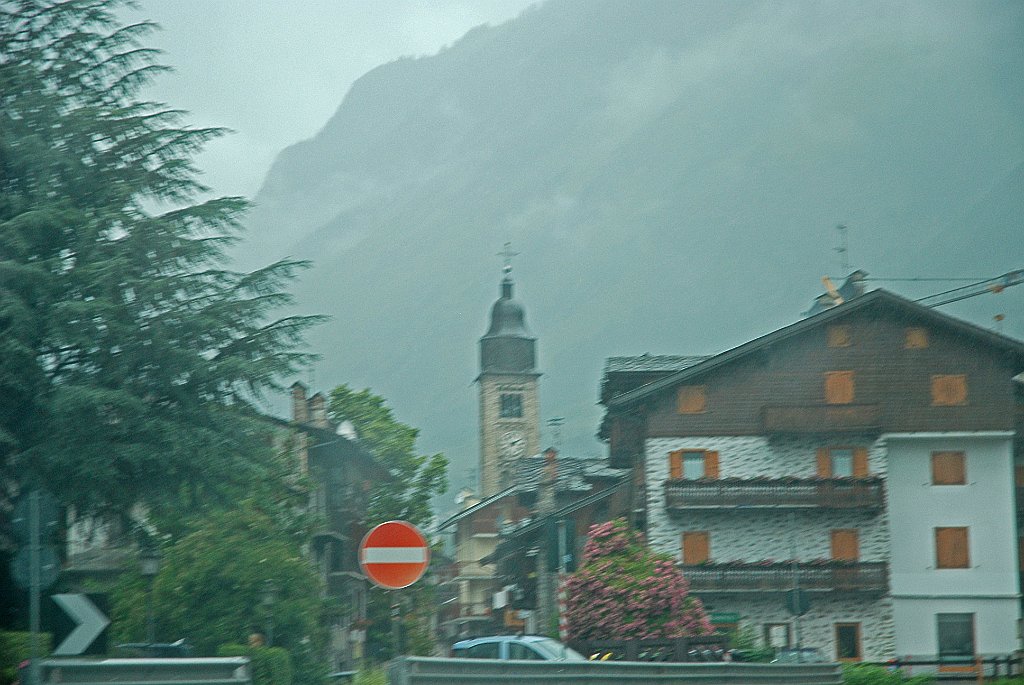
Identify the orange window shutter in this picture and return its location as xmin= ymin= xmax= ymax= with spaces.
xmin=704 ymin=451 xmax=720 ymax=479
xmin=852 ymin=448 xmax=869 ymax=477
xmin=905 ymin=327 xmax=929 ymax=349
xmin=683 ymin=532 xmax=710 ymax=564
xmin=936 ymin=527 xmax=969 ymax=568
xmin=677 ymin=386 xmax=707 ymax=414
xmin=831 ymin=530 xmax=860 ymax=561
xmin=825 ymin=371 xmax=855 ymax=404
xmin=827 ymin=325 xmax=851 ymax=347
xmin=816 ymin=448 xmax=831 ymax=477
xmin=669 ymin=451 xmax=683 ymax=479
xmin=931 ymin=375 xmax=968 ymax=406
xmin=932 ymin=452 xmax=965 ymax=485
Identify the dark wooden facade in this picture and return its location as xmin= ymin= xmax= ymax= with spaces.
xmin=604 ymin=292 xmax=1024 ymax=451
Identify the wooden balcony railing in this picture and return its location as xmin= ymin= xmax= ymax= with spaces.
xmin=664 ymin=477 xmax=884 ymax=511
xmin=762 ymin=404 xmax=882 ymax=433
xmin=679 ymin=561 xmax=888 ymax=594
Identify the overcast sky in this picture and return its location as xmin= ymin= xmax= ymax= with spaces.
xmin=127 ymin=1 xmax=538 ymax=200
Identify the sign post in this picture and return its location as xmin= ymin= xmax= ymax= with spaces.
xmin=359 ymin=521 xmax=429 ymax=590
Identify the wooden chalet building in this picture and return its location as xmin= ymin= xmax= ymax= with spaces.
xmin=600 ymin=285 xmax=1024 ymax=662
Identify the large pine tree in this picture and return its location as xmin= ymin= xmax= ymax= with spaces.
xmin=0 ymin=0 xmax=323 ymax=525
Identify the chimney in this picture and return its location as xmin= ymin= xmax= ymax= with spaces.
xmin=309 ymin=392 xmax=330 ymax=429
xmin=538 ymin=448 xmax=558 ymax=515
xmin=291 ymin=382 xmax=309 ymax=424
xmin=543 ymin=447 xmax=558 ymax=483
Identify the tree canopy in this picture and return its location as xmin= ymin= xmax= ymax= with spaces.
xmin=110 ymin=502 xmax=326 ymax=685
xmin=564 ymin=519 xmax=712 ymax=640
xmin=0 ymin=0 xmax=323 ymax=525
xmin=326 ymin=384 xmax=447 ymax=527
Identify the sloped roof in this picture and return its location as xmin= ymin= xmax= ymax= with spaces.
xmin=608 ymin=288 xmax=1024 ymax=411
xmin=604 ymin=355 xmax=711 ymax=373
xmin=512 ymin=453 xmax=624 ymax=493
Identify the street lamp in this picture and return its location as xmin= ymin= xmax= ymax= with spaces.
xmin=139 ymin=545 xmax=161 ymax=644
xmin=260 ymin=580 xmax=278 ymax=647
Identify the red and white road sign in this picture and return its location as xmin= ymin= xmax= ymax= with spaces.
xmin=359 ymin=520 xmax=430 ymax=589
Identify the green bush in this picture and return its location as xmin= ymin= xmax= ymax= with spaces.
xmin=726 ymin=625 xmax=774 ymax=663
xmin=217 ymin=644 xmax=292 ymax=685
xmin=0 ymin=632 xmax=52 ymax=685
xmin=352 ymin=669 xmax=386 ymax=685
xmin=842 ymin=663 xmax=933 ymax=685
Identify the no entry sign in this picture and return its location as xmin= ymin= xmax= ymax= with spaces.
xmin=359 ymin=521 xmax=430 ymax=589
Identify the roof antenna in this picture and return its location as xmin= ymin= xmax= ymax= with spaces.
xmin=835 ymin=224 xmax=850 ymax=274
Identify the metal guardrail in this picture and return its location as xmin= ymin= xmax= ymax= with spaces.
xmin=863 ymin=656 xmax=1023 ymax=680
xmin=388 ymin=658 xmax=843 ymax=685
xmin=35 ymin=658 xmax=251 ymax=685
xmin=569 ymin=635 xmax=730 ymax=662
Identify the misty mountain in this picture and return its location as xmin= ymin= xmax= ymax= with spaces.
xmin=236 ymin=0 xmax=1024 ymax=491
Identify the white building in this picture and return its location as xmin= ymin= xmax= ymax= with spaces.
xmin=600 ymin=287 xmax=1024 ymax=661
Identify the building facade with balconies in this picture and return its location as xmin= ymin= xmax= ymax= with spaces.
xmin=600 ymin=286 xmax=1024 ymax=662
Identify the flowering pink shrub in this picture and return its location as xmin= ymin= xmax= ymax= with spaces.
xmin=564 ymin=518 xmax=713 ymax=640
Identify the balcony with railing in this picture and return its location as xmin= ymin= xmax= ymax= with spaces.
xmin=664 ymin=477 xmax=884 ymax=511
xmin=762 ymin=404 xmax=882 ymax=433
xmin=679 ymin=560 xmax=888 ymax=594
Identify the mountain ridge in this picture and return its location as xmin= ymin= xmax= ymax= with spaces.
xmin=236 ymin=0 xmax=1024 ymax=490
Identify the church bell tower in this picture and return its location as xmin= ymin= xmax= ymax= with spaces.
xmin=477 ymin=247 xmax=540 ymax=497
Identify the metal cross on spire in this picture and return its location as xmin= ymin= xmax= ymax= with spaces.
xmin=497 ymin=241 xmax=520 ymax=276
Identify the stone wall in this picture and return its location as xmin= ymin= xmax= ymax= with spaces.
xmin=644 ymin=435 xmax=895 ymax=658
xmin=478 ymin=373 xmax=540 ymax=496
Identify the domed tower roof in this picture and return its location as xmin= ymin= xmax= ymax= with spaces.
xmin=480 ymin=269 xmax=536 ymax=374
xmin=484 ymin=274 xmax=532 ymax=338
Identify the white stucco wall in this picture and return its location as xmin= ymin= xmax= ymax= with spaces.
xmin=892 ymin=598 xmax=1021 ymax=656
xmin=644 ymin=435 xmax=894 ymax=657
xmin=884 ymin=433 xmax=1020 ymax=655
xmin=645 ymin=436 xmax=890 ymax=561
xmin=885 ymin=433 xmax=1017 ymax=595
xmin=708 ymin=594 xmax=896 ymax=661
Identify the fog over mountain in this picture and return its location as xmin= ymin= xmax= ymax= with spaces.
xmin=234 ymin=0 xmax=1024 ymax=493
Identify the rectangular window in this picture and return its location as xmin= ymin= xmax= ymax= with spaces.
xmin=827 ymin=325 xmax=852 ymax=347
xmin=835 ymin=623 xmax=862 ymax=661
xmin=816 ymin=447 xmax=868 ymax=478
xmin=905 ymin=327 xmax=929 ymax=349
xmin=682 ymin=531 xmax=710 ymax=564
xmin=676 ymin=385 xmax=707 ymax=414
xmin=669 ymin=450 xmax=719 ymax=480
xmin=937 ymin=614 xmax=975 ymax=663
xmin=683 ymin=452 xmax=706 ymax=479
xmin=499 ymin=393 xmax=523 ymax=418
xmin=935 ymin=527 xmax=970 ymax=569
xmin=764 ymin=623 xmax=791 ymax=649
xmin=830 ymin=449 xmax=855 ymax=478
xmin=931 ymin=451 xmax=966 ymax=485
xmin=831 ymin=529 xmax=860 ymax=561
xmin=931 ymin=374 xmax=967 ymax=406
xmin=825 ymin=371 xmax=855 ymax=404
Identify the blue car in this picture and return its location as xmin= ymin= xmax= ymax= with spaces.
xmin=451 ymin=635 xmax=586 ymax=661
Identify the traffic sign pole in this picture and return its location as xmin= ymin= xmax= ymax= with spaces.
xmin=29 ymin=491 xmax=41 ymax=685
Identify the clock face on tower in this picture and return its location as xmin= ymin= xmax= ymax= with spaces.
xmin=499 ymin=429 xmax=526 ymax=458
